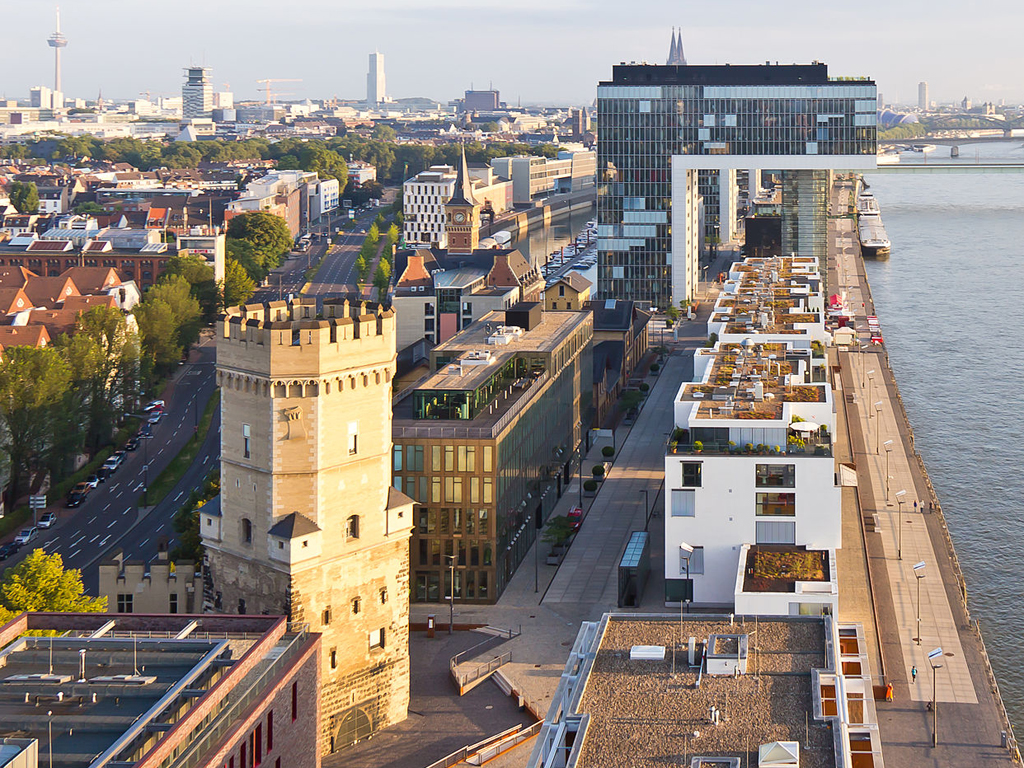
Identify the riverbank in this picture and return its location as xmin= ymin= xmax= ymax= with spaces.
xmin=830 ymin=176 xmax=1018 ymax=764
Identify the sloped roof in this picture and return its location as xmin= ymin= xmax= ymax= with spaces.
xmin=446 ymin=145 xmax=477 ymax=208
xmin=61 ymin=295 xmax=118 ymax=312
xmin=550 ymin=271 xmax=593 ymax=294
xmin=58 ymin=266 xmax=122 ymax=294
xmin=388 ymin=486 xmax=417 ymax=510
xmin=0 ymin=325 xmax=51 ymax=348
xmin=0 ymin=287 xmax=31 ymax=315
xmin=267 ymin=512 xmax=321 ymax=539
xmin=23 ymin=276 xmax=79 ymax=309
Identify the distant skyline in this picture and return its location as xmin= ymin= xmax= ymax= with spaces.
xmin=4 ymin=1 xmax=1024 ymax=106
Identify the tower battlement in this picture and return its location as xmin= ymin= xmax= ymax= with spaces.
xmin=218 ymin=297 xmax=396 ymax=377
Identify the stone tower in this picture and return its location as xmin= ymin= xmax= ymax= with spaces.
xmin=445 ymin=146 xmax=480 ymax=255
xmin=207 ymin=296 xmax=415 ymax=754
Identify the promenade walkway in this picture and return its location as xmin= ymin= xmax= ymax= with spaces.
xmin=830 ymin=177 xmax=1016 ymax=764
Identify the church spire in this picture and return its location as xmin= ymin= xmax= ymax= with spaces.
xmin=446 ymin=144 xmax=477 ymax=208
xmin=667 ymin=28 xmax=687 ymax=66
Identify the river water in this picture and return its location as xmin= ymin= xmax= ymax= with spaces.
xmin=864 ymin=140 xmax=1024 ymax=726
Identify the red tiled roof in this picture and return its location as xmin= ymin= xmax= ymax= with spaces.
xmin=0 ymin=325 xmax=51 ymax=348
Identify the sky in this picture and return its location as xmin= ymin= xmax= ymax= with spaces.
xmin=5 ymin=1 xmax=1024 ymax=107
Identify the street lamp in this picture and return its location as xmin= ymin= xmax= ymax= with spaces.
xmin=446 ymin=554 xmax=455 ymax=635
xmin=679 ymin=542 xmax=694 ymax=613
xmin=895 ymin=490 xmax=907 ymax=561
xmin=48 ymin=710 xmax=53 ymax=768
xmin=640 ymin=489 xmax=650 ymax=532
xmin=884 ymin=440 xmax=894 ymax=502
xmin=865 ymin=367 xmax=875 ymax=393
xmin=914 ymin=561 xmax=926 ymax=646
xmin=874 ymin=401 xmax=883 ymax=453
xmin=929 ymin=647 xmax=944 ymax=747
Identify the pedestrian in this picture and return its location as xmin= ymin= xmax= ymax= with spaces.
xmin=911 ymin=665 xmax=917 ymax=683
xmin=885 ymin=683 xmax=894 ymax=702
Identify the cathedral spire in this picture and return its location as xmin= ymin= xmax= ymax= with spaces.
xmin=667 ymin=28 xmax=687 ymax=66
xmin=447 ymin=144 xmax=477 ymax=208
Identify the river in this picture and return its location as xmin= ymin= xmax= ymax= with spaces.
xmin=864 ymin=140 xmax=1024 ymax=726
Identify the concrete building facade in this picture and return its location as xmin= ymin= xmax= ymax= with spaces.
xmin=403 ymin=165 xmax=513 ymax=249
xmin=182 ymin=67 xmax=213 ymax=120
xmin=206 ymin=297 xmax=415 ymax=754
xmin=367 ymin=52 xmax=386 ymax=105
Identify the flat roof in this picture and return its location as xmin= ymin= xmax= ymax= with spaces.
xmin=433 ymin=309 xmax=588 ymax=363
xmin=573 ymin=617 xmax=834 ymax=768
xmin=602 ymin=62 xmax=873 ymax=88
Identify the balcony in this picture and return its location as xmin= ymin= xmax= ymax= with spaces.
xmin=666 ymin=436 xmax=833 ymax=458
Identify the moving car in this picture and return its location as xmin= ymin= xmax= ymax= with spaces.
xmin=0 ymin=542 xmax=19 ymax=560
xmin=567 ymin=506 xmax=584 ymax=532
xmin=148 ymin=411 xmax=164 ymax=425
xmin=139 ymin=424 xmax=153 ymax=438
xmin=144 ymin=400 xmax=166 ymax=412
xmin=36 ymin=512 xmax=56 ymax=529
xmin=13 ymin=528 xmax=37 ymax=546
xmin=125 ymin=437 xmax=140 ymax=452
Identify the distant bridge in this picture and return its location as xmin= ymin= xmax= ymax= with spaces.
xmin=869 ymin=162 xmax=1024 ymax=174
xmin=880 ymin=131 xmax=1024 ymax=147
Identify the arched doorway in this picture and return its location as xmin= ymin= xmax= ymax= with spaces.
xmin=333 ymin=706 xmax=372 ymax=751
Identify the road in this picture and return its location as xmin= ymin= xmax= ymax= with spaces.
xmin=1 ymin=338 xmax=220 ymax=593
xmin=305 ymin=205 xmax=393 ymax=298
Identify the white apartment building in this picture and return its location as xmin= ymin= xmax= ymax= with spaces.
xmin=310 ymin=178 xmax=340 ymax=218
xmin=489 ymin=149 xmax=596 ymax=205
xmin=367 ymin=52 xmax=386 ymax=105
xmin=663 ymin=255 xmax=841 ymax=615
xmin=348 ymin=160 xmax=377 ymax=187
xmin=402 ymin=165 xmax=512 ymax=248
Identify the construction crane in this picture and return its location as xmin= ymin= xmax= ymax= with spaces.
xmin=256 ymin=78 xmax=302 ymax=105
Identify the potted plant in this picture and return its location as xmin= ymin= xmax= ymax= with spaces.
xmin=745 ymin=443 xmax=754 ymax=454
xmin=592 ymin=465 xmax=606 ymax=480
xmin=543 ymin=515 xmax=575 ymax=564
xmin=583 ymin=479 xmax=598 ymax=496
xmin=693 ymin=440 xmax=703 ymax=454
xmin=602 ymin=446 xmax=615 ymax=458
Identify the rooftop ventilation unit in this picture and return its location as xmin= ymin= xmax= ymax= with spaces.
xmin=629 ymin=645 xmax=666 ymax=661
xmin=487 ymin=325 xmax=524 ymax=346
xmin=758 ymin=741 xmax=799 ymax=768
xmin=461 ymin=350 xmax=493 ymax=366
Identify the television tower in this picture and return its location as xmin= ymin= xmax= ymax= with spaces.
xmin=47 ymin=7 xmax=68 ymax=95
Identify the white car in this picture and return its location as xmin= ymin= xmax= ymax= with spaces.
xmin=144 ymin=400 xmax=166 ymax=413
xmin=14 ymin=528 xmax=37 ymax=545
xmin=36 ymin=512 xmax=56 ymax=529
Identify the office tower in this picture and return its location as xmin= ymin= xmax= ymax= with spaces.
xmin=367 ymin=51 xmax=386 ymax=105
xmin=30 ymin=86 xmax=53 ymax=111
xmin=596 ymin=62 xmax=876 ymax=307
xmin=207 ymin=298 xmax=415 ymax=754
xmin=182 ymin=66 xmax=213 ymax=119
xmin=47 ymin=7 xmax=67 ymax=107
xmin=918 ymin=81 xmax=929 ymax=111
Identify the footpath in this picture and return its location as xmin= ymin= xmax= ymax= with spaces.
xmin=830 ymin=177 xmax=1018 ymax=765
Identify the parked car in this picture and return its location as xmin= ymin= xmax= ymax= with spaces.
xmin=36 ymin=512 xmax=57 ymax=529
xmin=125 ymin=437 xmax=140 ymax=452
xmin=567 ymin=506 xmax=584 ymax=532
xmin=13 ymin=528 xmax=37 ymax=546
xmin=139 ymin=424 xmax=153 ymax=438
xmin=0 ymin=541 xmax=19 ymax=560
xmin=144 ymin=400 xmax=166 ymax=412
xmin=148 ymin=411 xmax=164 ymax=425
xmin=112 ymin=450 xmax=127 ymax=465
xmin=96 ymin=466 xmax=113 ymax=483
xmin=84 ymin=473 xmax=100 ymax=489
xmin=66 ymin=482 xmax=92 ymax=507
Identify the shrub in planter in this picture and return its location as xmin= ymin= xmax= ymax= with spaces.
xmin=650 ymin=363 xmax=660 ymax=372
xmin=693 ymin=440 xmax=704 ymax=453
xmin=639 ymin=382 xmax=650 ymax=392
xmin=583 ymin=479 xmax=598 ymax=492
xmin=591 ymin=465 xmax=605 ymax=478
xmin=672 ymin=427 xmax=688 ymax=442
xmin=744 ymin=443 xmax=754 ymax=454
xmin=602 ymin=446 xmax=615 ymax=458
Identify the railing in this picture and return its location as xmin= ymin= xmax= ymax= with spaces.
xmin=451 ymin=651 xmax=512 ymax=693
xmin=425 ymin=723 xmax=538 ymax=768
xmin=666 ymin=440 xmax=832 ymax=458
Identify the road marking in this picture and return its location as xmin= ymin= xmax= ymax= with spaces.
xmin=69 ymin=548 xmax=80 ymax=559
xmin=70 ymin=534 xmax=86 ymax=547
xmin=100 ymin=535 xmax=110 ymax=546
xmin=89 ymin=535 xmax=100 ymax=543
xmin=102 ymin=502 xmax=110 ymax=511
xmin=107 ymin=519 xmax=118 ymax=529
xmin=139 ymin=537 xmax=150 ymax=548
xmin=175 ymin=491 xmax=184 ymax=501
xmin=135 ymin=483 xmax=145 ymax=492
xmin=89 ymin=516 xmax=97 ymax=524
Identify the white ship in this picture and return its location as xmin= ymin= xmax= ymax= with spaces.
xmin=856 ymin=193 xmax=891 ymax=259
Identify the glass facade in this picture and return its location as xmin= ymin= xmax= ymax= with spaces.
xmin=597 ymin=64 xmax=876 ymax=306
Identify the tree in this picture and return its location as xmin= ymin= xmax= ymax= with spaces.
xmin=0 ymin=550 xmax=107 ymax=622
xmin=0 ymin=347 xmax=72 ymax=511
xmin=226 ymin=211 xmax=292 ymax=270
xmin=134 ymin=276 xmax=202 ymax=375
xmin=73 ymin=201 xmax=107 ymax=216
xmin=355 ymin=254 xmax=368 ymax=283
xmin=226 ymin=238 xmax=269 ymax=284
xmin=373 ymin=258 xmax=392 ymax=295
xmin=9 ymin=181 xmax=39 ymax=214
xmin=161 ymin=255 xmax=218 ymax=322
xmin=481 ymin=121 xmax=501 ymax=133
xmin=371 ymin=124 xmax=396 ymax=142
xmin=222 ymin=258 xmax=256 ymax=308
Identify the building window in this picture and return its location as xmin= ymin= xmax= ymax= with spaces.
xmin=369 ymin=628 xmax=386 ymax=649
xmin=330 ymin=648 xmax=337 ymax=669
xmin=380 ymin=587 xmax=388 ymax=604
xmin=322 ymin=607 xmax=331 ymax=626
xmin=291 ymin=682 xmax=298 ymax=721
xmin=680 ymin=462 xmax=702 ymax=487
xmin=169 ymin=593 xmax=178 ymax=614
xmin=680 ymin=545 xmax=704 ymax=574
xmin=348 ymin=422 xmax=358 ymax=455
xmin=756 ymin=520 xmax=797 ymax=545
xmin=671 ymin=489 xmax=695 ymax=517
xmin=755 ymin=492 xmax=796 ymax=516
xmin=346 ymin=515 xmax=360 ymax=539
xmin=117 ymin=594 xmax=133 ymax=613
xmin=559 ymin=285 xmax=565 ymax=297
xmin=242 ymin=518 xmax=253 ymax=544
xmin=352 ymin=597 xmax=361 ymax=614
xmin=243 ymin=424 xmax=251 ymax=459
xmin=756 ymin=464 xmax=796 ymax=488
xmin=267 ymin=711 xmax=273 ymax=750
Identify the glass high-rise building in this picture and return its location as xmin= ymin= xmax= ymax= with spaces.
xmin=182 ymin=66 xmax=213 ymax=120
xmin=597 ymin=62 xmax=876 ymax=307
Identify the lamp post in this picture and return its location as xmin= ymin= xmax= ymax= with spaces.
xmin=865 ymin=367 xmax=875 ymax=394
xmin=446 ymin=554 xmax=455 ymax=635
xmin=884 ymin=440 xmax=894 ymax=503
xmin=679 ymin=542 xmax=693 ymax=613
xmin=640 ymin=489 xmax=650 ymax=532
xmin=895 ymin=490 xmax=907 ymax=561
xmin=914 ymin=561 xmax=926 ymax=645
xmin=874 ymin=401 xmax=883 ymax=454
xmin=48 ymin=710 xmax=53 ymax=768
xmin=929 ymin=647 xmax=944 ymax=747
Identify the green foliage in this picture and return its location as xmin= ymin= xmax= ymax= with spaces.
xmin=542 ymin=515 xmax=575 ymax=546
xmin=133 ymin=276 xmax=202 ymax=376
xmin=639 ymin=382 xmax=650 ymax=392
xmin=73 ymin=201 xmax=107 ymax=216
xmin=705 ymin=332 xmax=719 ymax=348
xmin=371 ymin=124 xmax=397 ymax=142
xmin=0 ymin=550 xmax=106 ymax=622
xmin=878 ymin=124 xmax=927 ymax=141
xmin=0 ymin=346 xmax=73 ymax=511
xmin=602 ymin=446 xmax=615 ymax=458
xmin=620 ymin=390 xmax=644 ymax=412
xmin=591 ymin=464 xmax=605 ymax=477
xmin=9 ymin=181 xmax=39 ymax=214
xmin=665 ymin=305 xmax=680 ymax=322
xmin=373 ymin=258 xmax=392 ymax=295
xmin=161 ymin=255 xmax=218 ymax=322
xmin=169 ymin=468 xmax=220 ymax=563
xmin=355 ymin=254 xmax=369 ymax=283
xmin=222 ymin=258 xmax=256 ymax=308
xmin=227 ymin=211 xmax=292 ymax=265
xmin=226 ymin=238 xmax=270 ymax=283
xmin=481 ymin=121 xmax=501 ymax=133
xmin=583 ymin=479 xmax=598 ymax=492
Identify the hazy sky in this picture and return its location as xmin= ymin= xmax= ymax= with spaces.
xmin=5 ymin=1 xmax=1024 ymax=106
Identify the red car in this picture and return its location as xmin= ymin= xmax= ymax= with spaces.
xmin=567 ymin=506 xmax=584 ymax=532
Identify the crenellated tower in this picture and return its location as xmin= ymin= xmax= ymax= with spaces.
xmin=206 ymin=296 xmax=415 ymax=754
